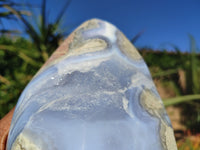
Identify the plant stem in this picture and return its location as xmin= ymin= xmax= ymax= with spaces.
xmin=163 ymin=94 xmax=200 ymax=107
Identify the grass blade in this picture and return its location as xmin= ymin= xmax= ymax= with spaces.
xmin=164 ymin=94 xmax=200 ymax=107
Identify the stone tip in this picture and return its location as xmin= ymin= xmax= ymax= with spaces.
xmin=75 ymin=18 xmax=117 ymax=33
xmin=85 ymin=18 xmax=104 ymax=22
xmin=37 ymin=17 xmax=142 ymax=74
xmin=83 ymin=18 xmax=110 ymax=24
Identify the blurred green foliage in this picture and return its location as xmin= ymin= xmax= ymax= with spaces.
xmin=0 ymin=37 xmax=41 ymax=118
xmin=141 ymin=50 xmax=183 ymax=69
xmin=12 ymin=0 xmax=72 ymax=61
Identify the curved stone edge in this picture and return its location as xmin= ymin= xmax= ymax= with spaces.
xmin=0 ymin=107 xmax=15 ymax=150
xmin=140 ymin=89 xmax=177 ymax=150
xmin=116 ymin=31 xmax=142 ymax=61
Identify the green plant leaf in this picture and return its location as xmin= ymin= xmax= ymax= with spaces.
xmin=164 ymin=94 xmax=200 ymax=107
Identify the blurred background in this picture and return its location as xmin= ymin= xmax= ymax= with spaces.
xmin=0 ymin=0 xmax=200 ymax=149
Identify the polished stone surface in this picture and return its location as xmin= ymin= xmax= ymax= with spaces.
xmin=7 ymin=19 xmax=177 ymax=150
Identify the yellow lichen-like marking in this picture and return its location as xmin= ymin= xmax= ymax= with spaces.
xmin=68 ymin=38 xmax=107 ymax=57
xmin=140 ymin=89 xmax=164 ymax=117
xmin=160 ymin=122 xmax=177 ymax=150
xmin=140 ymin=89 xmax=177 ymax=150
xmin=69 ymin=19 xmax=101 ymax=52
xmin=68 ymin=19 xmax=108 ymax=56
xmin=116 ymin=31 xmax=142 ymax=61
xmin=11 ymin=133 xmax=40 ymax=150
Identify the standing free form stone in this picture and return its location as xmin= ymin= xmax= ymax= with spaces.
xmin=7 ymin=19 xmax=177 ymax=150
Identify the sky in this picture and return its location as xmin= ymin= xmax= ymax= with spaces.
xmin=3 ymin=0 xmax=200 ymax=52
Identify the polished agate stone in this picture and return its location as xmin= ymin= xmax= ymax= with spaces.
xmin=7 ymin=19 xmax=177 ymax=150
